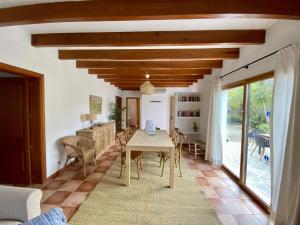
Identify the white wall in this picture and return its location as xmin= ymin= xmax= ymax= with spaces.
xmin=121 ymin=87 xmax=197 ymax=132
xmin=222 ymin=20 xmax=300 ymax=84
xmin=0 ymin=26 xmax=121 ymax=177
xmin=195 ymin=20 xmax=300 ymax=142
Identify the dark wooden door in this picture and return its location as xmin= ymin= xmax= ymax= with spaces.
xmin=0 ymin=77 xmax=30 ymax=184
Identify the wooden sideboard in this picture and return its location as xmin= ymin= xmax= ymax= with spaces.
xmin=77 ymin=121 xmax=115 ymax=158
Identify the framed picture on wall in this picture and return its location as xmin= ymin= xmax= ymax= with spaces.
xmin=90 ymin=95 xmax=102 ymax=114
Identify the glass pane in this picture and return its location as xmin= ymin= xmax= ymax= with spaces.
xmin=245 ymin=78 xmax=273 ymax=205
xmin=221 ymin=86 xmax=244 ymax=178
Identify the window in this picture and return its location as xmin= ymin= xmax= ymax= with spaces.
xmin=221 ymin=72 xmax=274 ymax=206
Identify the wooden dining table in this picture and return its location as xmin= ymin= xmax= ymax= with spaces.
xmin=125 ymin=129 xmax=176 ymax=188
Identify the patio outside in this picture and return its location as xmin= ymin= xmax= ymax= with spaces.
xmin=223 ymin=124 xmax=271 ymax=205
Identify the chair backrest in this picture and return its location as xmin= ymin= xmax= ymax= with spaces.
xmin=61 ymin=136 xmax=81 ymax=157
xmin=177 ymin=132 xmax=187 ymax=154
xmin=254 ymin=134 xmax=270 ymax=148
xmin=116 ymin=132 xmax=126 ymax=151
xmin=171 ymin=128 xmax=179 ymax=145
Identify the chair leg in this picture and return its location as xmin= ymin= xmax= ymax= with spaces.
xmin=136 ymin=159 xmax=140 ymax=180
xmin=250 ymin=144 xmax=258 ymax=156
xmin=83 ymin=161 xmax=86 ymax=177
xmin=159 ymin=154 xmax=163 ymax=167
xmin=61 ymin=156 xmax=70 ymax=174
xmin=178 ymin=157 xmax=182 ymax=177
xmin=194 ymin=144 xmax=197 ymax=159
xmin=139 ymin=157 xmax=142 ymax=169
xmin=94 ymin=155 xmax=97 ymax=167
xmin=161 ymin=158 xmax=165 ymax=177
xmin=188 ymin=142 xmax=191 ymax=153
xmin=119 ymin=162 xmax=123 ymax=178
xmin=260 ymin=147 xmax=265 ymax=161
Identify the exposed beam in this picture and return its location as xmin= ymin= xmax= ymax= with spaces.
xmin=77 ymin=60 xmax=222 ymax=69
xmin=32 ymin=30 xmax=265 ymax=47
xmin=104 ymin=78 xmax=199 ymax=82
xmin=59 ymin=48 xmax=239 ymax=60
xmin=89 ymin=68 xmax=212 ymax=75
xmin=1 ymin=0 xmax=299 ymax=27
xmin=97 ymin=75 xmax=204 ymax=79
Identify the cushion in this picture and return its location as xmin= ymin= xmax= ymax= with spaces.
xmin=20 ymin=208 xmax=68 ymax=225
xmin=0 ymin=220 xmax=21 ymax=225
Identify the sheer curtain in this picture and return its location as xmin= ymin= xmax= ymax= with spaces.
xmin=205 ymin=78 xmax=222 ymax=165
xmin=271 ymin=43 xmax=300 ymax=225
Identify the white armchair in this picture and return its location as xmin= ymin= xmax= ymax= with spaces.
xmin=0 ymin=185 xmax=42 ymax=225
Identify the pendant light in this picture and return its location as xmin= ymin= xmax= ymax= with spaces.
xmin=140 ymin=73 xmax=154 ymax=95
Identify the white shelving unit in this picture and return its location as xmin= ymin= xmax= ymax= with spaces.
xmin=174 ymin=92 xmax=201 ymax=143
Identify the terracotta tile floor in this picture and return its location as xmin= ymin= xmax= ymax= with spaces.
xmin=36 ymin=144 xmax=272 ymax=225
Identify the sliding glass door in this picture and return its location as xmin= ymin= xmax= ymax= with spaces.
xmin=221 ymin=74 xmax=273 ymax=206
xmin=222 ymin=86 xmax=244 ymax=178
xmin=245 ymin=78 xmax=273 ymax=205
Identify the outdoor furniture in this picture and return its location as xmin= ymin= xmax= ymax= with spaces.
xmin=116 ymin=132 xmax=142 ymax=179
xmin=251 ymin=134 xmax=270 ymax=161
xmin=160 ymin=132 xmax=186 ymax=177
xmin=61 ymin=136 xmax=97 ymax=177
xmin=125 ymin=129 xmax=175 ymax=188
xmin=188 ymin=140 xmax=206 ymax=159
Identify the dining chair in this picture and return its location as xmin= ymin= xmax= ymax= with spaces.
xmin=61 ymin=136 xmax=97 ymax=177
xmin=160 ymin=132 xmax=186 ymax=177
xmin=188 ymin=140 xmax=206 ymax=159
xmin=116 ymin=132 xmax=143 ymax=179
xmin=251 ymin=134 xmax=270 ymax=161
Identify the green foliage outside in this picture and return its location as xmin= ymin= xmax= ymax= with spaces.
xmin=109 ymin=102 xmax=126 ymax=131
xmin=227 ymin=78 xmax=274 ymax=134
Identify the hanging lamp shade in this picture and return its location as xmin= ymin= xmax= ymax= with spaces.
xmin=140 ymin=73 xmax=154 ymax=95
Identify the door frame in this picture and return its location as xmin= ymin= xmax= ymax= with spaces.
xmin=0 ymin=62 xmax=46 ymax=184
xmin=126 ymin=97 xmax=140 ymax=128
xmin=221 ymin=71 xmax=274 ymax=212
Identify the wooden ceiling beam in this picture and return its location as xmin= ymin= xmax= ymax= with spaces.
xmin=58 ymin=48 xmax=239 ymax=60
xmin=97 ymin=75 xmax=203 ymax=79
xmin=76 ymin=60 xmax=222 ymax=69
xmin=32 ymin=30 xmax=265 ymax=47
xmin=89 ymin=68 xmax=212 ymax=75
xmin=103 ymin=78 xmax=199 ymax=82
xmin=1 ymin=0 xmax=299 ymax=27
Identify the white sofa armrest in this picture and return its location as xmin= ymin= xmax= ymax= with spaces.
xmin=0 ymin=185 xmax=42 ymax=222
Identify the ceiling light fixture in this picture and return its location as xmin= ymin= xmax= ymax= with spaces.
xmin=140 ymin=72 xmax=154 ymax=95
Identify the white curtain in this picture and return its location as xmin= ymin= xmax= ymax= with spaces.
xmin=205 ymin=78 xmax=222 ymax=165
xmin=271 ymin=43 xmax=300 ymax=225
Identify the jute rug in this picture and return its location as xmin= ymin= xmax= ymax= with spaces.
xmin=70 ymin=152 xmax=222 ymax=225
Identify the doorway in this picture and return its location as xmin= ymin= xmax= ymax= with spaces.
xmin=126 ymin=97 xmax=140 ymax=128
xmin=0 ymin=62 xmax=46 ymax=185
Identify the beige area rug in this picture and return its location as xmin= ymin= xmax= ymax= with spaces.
xmin=70 ymin=153 xmax=222 ymax=225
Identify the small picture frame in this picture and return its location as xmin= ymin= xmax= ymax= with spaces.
xmin=89 ymin=95 xmax=102 ymax=114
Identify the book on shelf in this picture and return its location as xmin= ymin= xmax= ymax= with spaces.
xmin=178 ymin=96 xmax=200 ymax=102
xmin=177 ymin=111 xmax=200 ymax=117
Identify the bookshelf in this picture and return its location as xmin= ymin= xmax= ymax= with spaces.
xmin=175 ymin=92 xmax=201 ymax=143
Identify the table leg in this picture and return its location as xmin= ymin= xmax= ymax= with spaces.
xmin=125 ymin=147 xmax=131 ymax=187
xmin=169 ymin=147 xmax=175 ymax=188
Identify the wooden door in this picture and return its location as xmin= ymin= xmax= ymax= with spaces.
xmin=170 ymin=96 xmax=175 ymax=134
xmin=0 ymin=77 xmax=30 ymax=184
